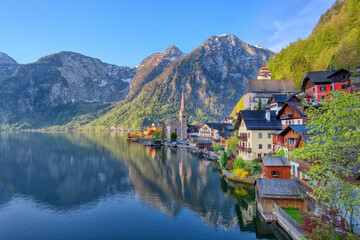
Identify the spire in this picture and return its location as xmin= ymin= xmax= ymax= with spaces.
xmin=180 ymin=89 xmax=186 ymax=112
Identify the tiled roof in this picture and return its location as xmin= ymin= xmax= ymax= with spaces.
xmin=279 ymin=125 xmax=313 ymax=136
xmin=261 ymin=156 xmax=291 ymax=167
xmin=203 ymin=123 xmax=233 ymax=131
xmin=237 ymin=110 xmax=282 ymax=130
xmin=245 ymin=79 xmax=296 ymax=94
xmin=255 ymin=178 xmax=304 ymax=199
xmin=197 ymin=140 xmax=212 ymax=144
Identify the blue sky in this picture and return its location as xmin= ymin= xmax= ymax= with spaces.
xmin=0 ymin=0 xmax=335 ymax=66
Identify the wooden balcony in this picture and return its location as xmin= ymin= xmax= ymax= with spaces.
xmin=237 ymin=134 xmax=247 ymax=141
xmin=237 ymin=145 xmax=244 ymax=151
xmin=245 ymin=147 xmax=252 ymax=153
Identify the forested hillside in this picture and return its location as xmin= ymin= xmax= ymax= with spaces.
xmin=267 ymin=0 xmax=360 ymax=88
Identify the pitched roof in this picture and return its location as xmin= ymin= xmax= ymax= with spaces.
xmin=255 ymin=178 xmax=304 ymax=199
xmin=165 ymin=119 xmax=180 ymax=125
xmin=235 ymin=110 xmax=282 ymax=130
xmin=261 ymin=156 xmax=291 ymax=167
xmin=301 ymin=69 xmax=350 ymax=89
xmin=203 ymin=123 xmax=233 ymax=131
xmin=276 ymin=102 xmax=307 ymax=120
xmin=187 ymin=125 xmax=200 ymax=133
xmin=271 ymin=94 xmax=289 ymax=103
xmin=197 ymin=140 xmax=212 ymax=144
xmin=245 ymin=79 xmax=296 ymax=94
xmin=279 ymin=125 xmax=312 ymax=136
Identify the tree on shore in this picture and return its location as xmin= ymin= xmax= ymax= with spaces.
xmin=170 ymin=132 xmax=177 ymax=142
xmin=292 ymin=92 xmax=360 ymax=233
xmin=152 ymin=131 xmax=160 ymax=139
xmin=160 ymin=123 xmax=167 ymax=140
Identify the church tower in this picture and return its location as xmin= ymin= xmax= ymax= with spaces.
xmin=179 ymin=90 xmax=187 ymax=140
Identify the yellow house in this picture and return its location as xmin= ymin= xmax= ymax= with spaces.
xmin=234 ymin=110 xmax=282 ymax=161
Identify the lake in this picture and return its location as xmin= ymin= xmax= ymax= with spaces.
xmin=0 ymin=133 xmax=290 ymax=240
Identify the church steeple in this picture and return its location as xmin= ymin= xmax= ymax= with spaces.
xmin=179 ymin=89 xmax=187 ymax=140
xmin=180 ymin=89 xmax=186 ymax=113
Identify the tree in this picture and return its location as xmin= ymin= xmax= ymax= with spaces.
xmin=221 ymin=151 xmax=228 ymax=168
xmin=170 ymin=132 xmax=177 ymax=142
xmin=292 ymin=92 xmax=360 ymax=233
xmin=213 ymin=144 xmax=224 ymax=153
xmin=233 ymin=157 xmax=245 ymax=169
xmin=226 ymin=136 xmax=239 ymax=157
xmin=152 ymin=131 xmax=160 ymax=139
xmin=255 ymin=99 xmax=263 ymax=110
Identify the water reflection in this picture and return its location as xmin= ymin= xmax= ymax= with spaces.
xmin=0 ymin=133 xmax=289 ymax=239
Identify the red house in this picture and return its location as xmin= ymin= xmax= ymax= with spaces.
xmin=260 ymin=156 xmax=291 ymax=179
xmin=301 ymin=68 xmax=351 ymax=103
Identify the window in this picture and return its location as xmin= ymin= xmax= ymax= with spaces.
xmin=248 ymin=133 xmax=250 ymax=138
xmin=320 ymin=86 xmax=326 ymax=91
xmin=330 ymin=86 xmax=333 ymax=91
xmin=259 ymin=144 xmax=262 ymax=149
xmin=258 ymin=133 xmax=262 ymax=138
xmin=289 ymin=138 xmax=295 ymax=145
xmin=271 ymin=171 xmax=279 ymax=177
xmin=321 ymin=95 xmax=325 ymax=100
xmin=268 ymin=144 xmax=271 ymax=149
xmin=267 ymin=133 xmax=271 ymax=138
xmin=342 ymin=84 xmax=348 ymax=90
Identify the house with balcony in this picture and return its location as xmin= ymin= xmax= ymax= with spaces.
xmin=301 ymin=68 xmax=351 ymax=103
xmin=278 ymin=125 xmax=313 ymax=182
xmin=260 ymin=156 xmax=291 ymax=179
xmin=234 ymin=110 xmax=282 ymax=161
xmin=268 ymin=92 xmax=300 ymax=114
xmin=276 ymin=102 xmax=308 ymax=128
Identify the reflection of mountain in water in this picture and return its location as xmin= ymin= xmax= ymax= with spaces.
xmin=0 ymin=133 xmax=133 ymax=209
xmin=0 ymin=133 xmax=284 ymax=238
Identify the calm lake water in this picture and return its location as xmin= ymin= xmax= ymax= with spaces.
xmin=0 ymin=133 xmax=290 ymax=240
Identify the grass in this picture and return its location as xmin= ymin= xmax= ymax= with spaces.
xmin=282 ymin=207 xmax=303 ymax=225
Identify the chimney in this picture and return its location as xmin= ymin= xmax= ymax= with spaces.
xmin=265 ymin=110 xmax=271 ymax=121
xmin=330 ymin=65 xmax=334 ymax=72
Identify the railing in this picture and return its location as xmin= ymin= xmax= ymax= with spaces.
xmin=273 ymin=203 xmax=304 ymax=234
xmin=280 ymin=114 xmax=294 ymax=120
xmin=245 ymin=147 xmax=252 ymax=153
xmin=237 ymin=134 xmax=247 ymax=141
xmin=237 ymin=145 xmax=244 ymax=151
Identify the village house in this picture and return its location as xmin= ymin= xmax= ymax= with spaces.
xmin=196 ymin=139 xmax=212 ymax=149
xmin=254 ymin=178 xmax=307 ymax=216
xmin=276 ymin=102 xmax=308 ymax=128
xmin=301 ymin=68 xmax=351 ymax=103
xmin=234 ymin=110 xmax=282 ymax=161
xmin=278 ymin=125 xmax=313 ymax=183
xmin=144 ymin=120 xmax=163 ymax=138
xmin=240 ymin=66 xmax=297 ymax=110
xmin=350 ymin=77 xmax=360 ymax=93
xmin=198 ymin=123 xmax=233 ymax=142
xmin=268 ymin=92 xmax=300 ymax=114
xmin=221 ymin=117 xmax=235 ymax=124
xmin=260 ymin=156 xmax=291 ymax=179
xmin=187 ymin=125 xmax=200 ymax=139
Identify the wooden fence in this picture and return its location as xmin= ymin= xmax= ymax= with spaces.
xmin=273 ymin=202 xmax=304 ymax=234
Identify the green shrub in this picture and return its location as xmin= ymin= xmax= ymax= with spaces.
xmin=233 ymin=157 xmax=245 ymax=169
xmin=170 ymin=132 xmax=177 ymax=142
xmin=221 ymin=151 xmax=228 ymax=167
xmin=213 ymin=144 xmax=224 ymax=152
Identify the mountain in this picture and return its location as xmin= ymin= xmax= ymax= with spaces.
xmin=267 ymin=0 xmax=360 ymax=88
xmin=0 ymin=51 xmax=136 ymax=128
xmin=126 ymin=45 xmax=185 ymax=101
xmin=87 ymin=34 xmax=274 ymax=129
xmin=0 ymin=52 xmax=20 ymax=80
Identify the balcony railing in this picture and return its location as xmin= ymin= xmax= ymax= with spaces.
xmin=245 ymin=147 xmax=252 ymax=153
xmin=237 ymin=145 xmax=244 ymax=151
xmin=237 ymin=134 xmax=247 ymax=141
xmin=280 ymin=114 xmax=293 ymax=120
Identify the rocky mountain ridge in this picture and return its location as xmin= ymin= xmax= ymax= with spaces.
xmin=0 ymin=52 xmax=20 ymax=80
xmin=87 ymin=34 xmax=274 ymax=128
